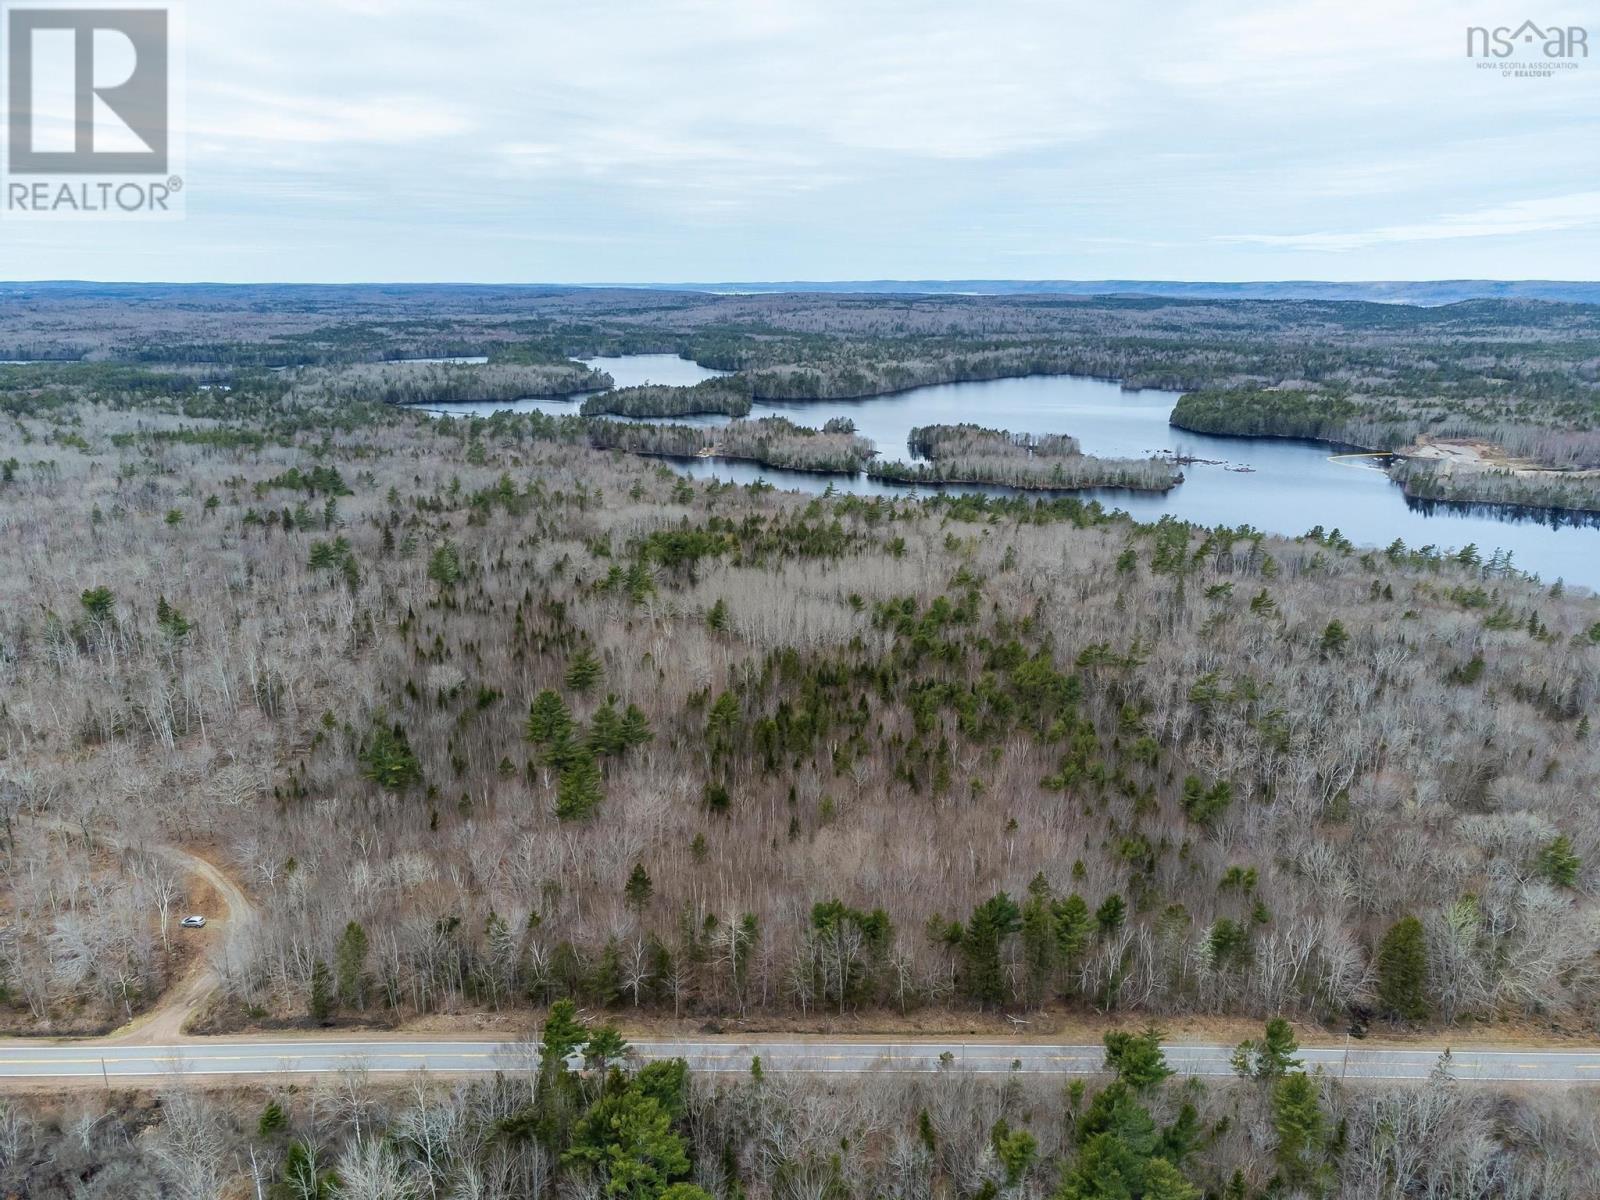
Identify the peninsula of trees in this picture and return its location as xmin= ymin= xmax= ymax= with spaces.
xmin=580 ymin=376 xmax=753 ymax=418
xmin=1172 ymin=386 xmax=1600 ymax=514
xmin=588 ymin=414 xmax=874 ymax=472
xmin=294 ymin=360 xmax=611 ymax=406
xmin=869 ymin=423 xmax=1182 ymax=491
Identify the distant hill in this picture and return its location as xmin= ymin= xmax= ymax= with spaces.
xmin=4 ymin=279 xmax=1599 ymax=307
xmin=655 ymin=280 xmax=1600 ymax=305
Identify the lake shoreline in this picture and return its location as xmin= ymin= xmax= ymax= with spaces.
xmin=416 ymin=355 xmax=1600 ymax=586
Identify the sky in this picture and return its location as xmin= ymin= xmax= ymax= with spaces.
xmin=2 ymin=0 xmax=1598 ymax=283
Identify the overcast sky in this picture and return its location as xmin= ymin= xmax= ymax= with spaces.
xmin=4 ymin=0 xmax=1599 ymax=282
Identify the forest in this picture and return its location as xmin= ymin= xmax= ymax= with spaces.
xmin=8 ymin=283 xmax=1598 ymax=514
xmin=3 ymin=287 xmax=1600 ymax=1194
xmin=2 ymin=333 xmax=1598 ymax=1040
xmin=289 ymin=362 xmax=611 ymax=407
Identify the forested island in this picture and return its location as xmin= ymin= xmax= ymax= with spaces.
xmin=580 ymin=375 xmax=752 ymax=418
xmin=869 ymin=422 xmax=1182 ymax=491
xmin=588 ymin=413 xmax=874 ymax=471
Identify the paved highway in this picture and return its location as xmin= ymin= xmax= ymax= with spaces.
xmin=0 ymin=1038 xmax=1596 ymax=1084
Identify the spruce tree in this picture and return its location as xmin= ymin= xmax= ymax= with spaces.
xmin=565 ymin=648 xmax=603 ymax=692
xmin=309 ymin=959 xmax=333 ymax=1023
xmin=1231 ymin=1016 xmax=1300 ymax=1079
xmin=1537 ymin=835 xmax=1581 ymax=887
xmin=624 ymin=863 xmax=654 ymax=913
xmin=526 ymin=690 xmax=574 ymax=744
xmin=619 ymin=703 xmax=654 ymax=749
xmin=1375 ymin=915 xmax=1429 ymax=1020
xmin=556 ymin=753 xmax=604 ymax=820
xmin=1020 ymin=882 xmax=1059 ymax=1008
xmin=1053 ymin=893 xmax=1092 ymax=969
xmin=1095 ymin=893 xmax=1127 ymax=935
xmin=335 ymin=921 xmax=368 ymax=1009
xmin=962 ymin=893 xmax=1022 ymax=1008
xmin=1271 ymin=1071 xmax=1329 ymax=1192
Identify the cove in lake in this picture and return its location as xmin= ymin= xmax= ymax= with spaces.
xmin=433 ymin=353 xmax=1600 ymax=591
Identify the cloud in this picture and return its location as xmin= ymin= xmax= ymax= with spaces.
xmin=1220 ymin=192 xmax=1600 ymax=251
xmin=8 ymin=0 xmax=1600 ymax=281
xmin=192 ymin=86 xmax=474 ymax=146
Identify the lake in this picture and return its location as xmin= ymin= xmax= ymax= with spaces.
xmin=438 ymin=353 xmax=1600 ymax=590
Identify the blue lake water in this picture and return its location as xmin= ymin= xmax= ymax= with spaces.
xmin=433 ymin=354 xmax=1600 ymax=590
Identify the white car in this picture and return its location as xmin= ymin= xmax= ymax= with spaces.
xmin=180 ymin=915 xmax=207 ymax=929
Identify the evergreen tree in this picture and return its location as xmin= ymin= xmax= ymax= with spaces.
xmin=1272 ymin=1071 xmax=1330 ymax=1193
xmin=992 ymin=1120 xmax=1038 ymax=1186
xmin=587 ymin=700 xmax=626 ymax=757
xmin=1020 ymin=881 xmax=1060 ymax=1008
xmin=309 ymin=959 xmax=333 ymax=1023
xmin=1053 ymin=893 xmax=1093 ymax=970
xmin=1319 ymin=619 xmax=1349 ymax=655
xmin=257 ymin=1099 xmax=287 ymax=1136
xmin=619 ymin=704 xmax=654 ymax=749
xmin=1375 ymin=915 xmax=1429 ymax=1021
xmin=1231 ymin=1016 xmax=1300 ymax=1079
xmin=427 ymin=541 xmax=462 ymax=588
xmin=1141 ymin=1159 xmax=1202 ymax=1200
xmin=1537 ymin=835 xmax=1581 ymax=887
xmin=564 ymin=1082 xmax=692 ymax=1197
xmin=565 ymin=648 xmax=603 ymax=692
xmin=583 ymin=1024 xmax=629 ymax=1075
xmin=1095 ymin=894 xmax=1127 ymax=935
xmin=542 ymin=724 xmax=587 ymax=771
xmin=624 ymin=863 xmax=654 ymax=913
xmin=526 ymin=688 xmax=576 ymax=746
xmin=556 ymin=753 xmax=604 ymax=820
xmin=1180 ymin=776 xmax=1231 ymax=825
xmin=361 ymin=721 xmax=422 ymax=791
xmin=335 ymin=921 xmax=368 ymax=1009
xmin=79 ymin=586 xmax=115 ymax=622
xmin=540 ymin=999 xmax=587 ymax=1070
xmin=962 ymin=892 xmax=1022 ymax=1007
xmin=705 ymin=691 xmax=741 ymax=761
xmin=1060 ymin=1084 xmax=1161 ymax=1199
xmin=1103 ymin=1028 xmax=1172 ymax=1092
xmin=279 ymin=1140 xmax=339 ymax=1200
xmin=154 ymin=595 xmax=193 ymax=639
